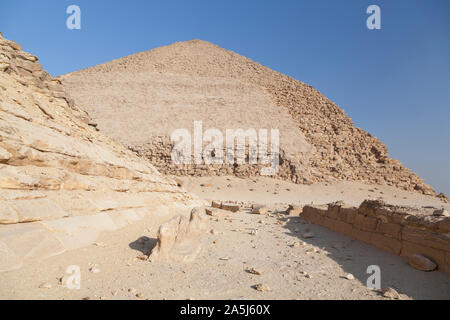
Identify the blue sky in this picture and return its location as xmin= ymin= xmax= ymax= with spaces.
xmin=1 ymin=0 xmax=449 ymax=194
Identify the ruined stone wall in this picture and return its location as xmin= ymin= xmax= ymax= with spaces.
xmin=301 ymin=200 xmax=450 ymax=274
xmin=131 ymin=136 xmax=311 ymax=184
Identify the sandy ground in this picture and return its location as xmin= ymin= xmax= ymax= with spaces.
xmin=1 ymin=176 xmax=449 ymax=300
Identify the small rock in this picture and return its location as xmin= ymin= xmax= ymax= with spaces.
xmin=220 ymin=257 xmax=231 ymax=261
xmin=302 ymin=232 xmax=315 ymax=239
xmin=254 ymin=283 xmax=271 ymax=292
xmin=408 ymin=254 xmax=437 ymax=272
xmin=221 ymin=202 xmax=240 ymax=212
xmin=345 ymin=273 xmax=355 ymax=280
xmin=433 ymin=209 xmax=449 ymax=217
xmin=39 ymin=282 xmax=52 ymax=289
xmin=136 ymin=292 xmax=143 ymax=298
xmin=251 ymin=205 xmax=269 ymax=215
xmin=200 ymin=183 xmax=212 ymax=187
xmin=247 ymin=267 xmax=264 ymax=275
xmin=205 ymin=208 xmax=216 ymax=216
xmin=89 ymin=265 xmax=101 ymax=273
xmin=381 ymin=287 xmax=400 ymax=299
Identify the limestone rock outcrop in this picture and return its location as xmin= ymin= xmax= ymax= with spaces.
xmin=148 ymin=207 xmax=208 ymax=262
xmin=0 ymin=33 xmax=203 ymax=271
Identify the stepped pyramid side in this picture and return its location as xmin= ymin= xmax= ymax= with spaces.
xmin=0 ymin=33 xmax=202 ymax=271
xmin=60 ymin=39 xmax=436 ymax=196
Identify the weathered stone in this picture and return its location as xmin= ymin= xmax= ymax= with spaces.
xmin=0 ymin=34 xmax=202 ymax=271
xmin=59 ymin=38 xmax=437 ymax=196
xmin=287 ymin=204 xmax=303 ymax=215
xmin=402 ymin=227 xmax=450 ymax=252
xmin=381 ymin=287 xmax=400 ymax=299
xmin=433 ymin=209 xmax=450 ymax=217
xmin=211 ymin=200 xmax=221 ymax=209
xmin=376 ymin=222 xmax=402 ymax=239
xmin=247 ymin=267 xmax=264 ymax=275
xmin=354 ymin=214 xmax=378 ymax=232
xmin=148 ymin=207 xmax=208 ymax=262
xmin=370 ymin=233 xmax=402 ymax=255
xmin=0 ymin=203 xmax=18 ymax=224
xmin=253 ymin=283 xmax=271 ymax=292
xmin=408 ymin=254 xmax=437 ymax=272
xmin=251 ymin=205 xmax=269 ymax=215
xmin=401 ymin=241 xmax=446 ymax=271
xmin=302 ymin=232 xmax=315 ymax=239
xmin=221 ymin=202 xmax=240 ymax=212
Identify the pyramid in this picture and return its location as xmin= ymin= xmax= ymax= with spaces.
xmin=60 ymin=39 xmax=435 ymax=196
xmin=0 ymin=34 xmax=202 ymax=271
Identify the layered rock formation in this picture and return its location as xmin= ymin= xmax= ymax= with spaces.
xmin=0 ymin=33 xmax=202 ymax=271
xmin=60 ymin=39 xmax=435 ymax=195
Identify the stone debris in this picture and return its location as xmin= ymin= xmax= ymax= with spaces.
xmin=381 ymin=287 xmax=400 ymax=299
xmin=292 ymin=241 xmax=303 ymax=248
xmin=61 ymin=38 xmax=436 ymax=196
xmin=205 ymin=208 xmax=216 ymax=216
xmin=148 ymin=207 xmax=208 ymax=263
xmin=251 ymin=205 xmax=269 ymax=215
xmin=345 ymin=273 xmax=355 ymax=280
xmin=287 ymin=205 xmax=303 ymax=216
xmin=0 ymin=33 xmax=202 ymax=272
xmin=433 ymin=209 xmax=449 ymax=217
xmin=254 ymin=283 xmax=271 ymax=292
xmin=221 ymin=202 xmax=240 ymax=213
xmin=302 ymin=232 xmax=315 ymax=239
xmin=247 ymin=267 xmax=264 ymax=275
xmin=408 ymin=254 xmax=437 ymax=272
xmin=39 ymin=282 xmax=52 ymax=289
xmin=211 ymin=200 xmax=222 ymax=209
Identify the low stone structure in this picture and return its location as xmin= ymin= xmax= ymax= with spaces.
xmin=148 ymin=207 xmax=208 ymax=262
xmin=301 ymin=200 xmax=450 ymax=274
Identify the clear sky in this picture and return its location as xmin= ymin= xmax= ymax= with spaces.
xmin=1 ymin=0 xmax=449 ymax=194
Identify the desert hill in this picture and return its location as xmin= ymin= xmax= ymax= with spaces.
xmin=0 ymin=33 xmax=202 ymax=271
xmin=60 ymin=40 xmax=436 ymax=196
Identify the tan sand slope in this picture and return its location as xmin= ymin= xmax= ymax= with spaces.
xmin=60 ymin=39 xmax=437 ymax=196
xmin=0 ymin=33 xmax=203 ymax=271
